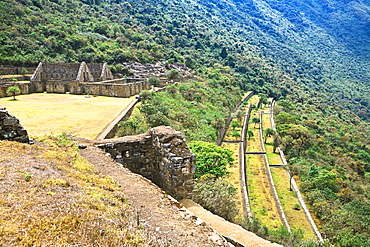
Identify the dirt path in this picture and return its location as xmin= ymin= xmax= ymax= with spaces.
xmin=180 ymin=199 xmax=282 ymax=247
xmin=79 ymin=143 xmax=230 ymax=247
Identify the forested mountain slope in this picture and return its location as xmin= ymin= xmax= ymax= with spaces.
xmin=1 ymin=0 xmax=370 ymax=246
xmin=1 ymin=0 xmax=370 ymax=117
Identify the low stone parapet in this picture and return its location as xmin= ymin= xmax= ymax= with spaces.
xmin=95 ymin=126 xmax=195 ymax=200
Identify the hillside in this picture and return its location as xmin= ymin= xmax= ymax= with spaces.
xmin=1 ymin=0 xmax=370 ymax=246
xmin=0 ymin=136 xmax=230 ymax=246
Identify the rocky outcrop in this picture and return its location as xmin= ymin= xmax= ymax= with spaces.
xmin=120 ymin=61 xmax=193 ymax=81
xmin=0 ymin=108 xmax=30 ymax=143
xmin=95 ymin=126 xmax=195 ymax=200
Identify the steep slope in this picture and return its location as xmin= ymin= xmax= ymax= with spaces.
xmin=0 ymin=137 xmax=230 ymax=246
xmin=2 ymin=0 xmax=370 ymax=245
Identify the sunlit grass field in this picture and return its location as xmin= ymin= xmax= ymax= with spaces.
xmin=270 ymin=167 xmax=316 ymax=239
xmin=261 ymin=104 xmax=316 ymax=238
xmin=246 ymin=154 xmax=283 ymax=228
xmin=0 ymin=93 xmax=135 ymax=139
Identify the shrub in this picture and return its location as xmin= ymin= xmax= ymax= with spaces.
xmin=188 ymin=141 xmax=234 ymax=178
xmin=192 ymin=177 xmax=238 ymax=222
xmin=148 ymin=77 xmax=160 ymax=86
xmin=166 ymin=69 xmax=179 ymax=80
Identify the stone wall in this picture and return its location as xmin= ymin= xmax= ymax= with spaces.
xmin=96 ymin=126 xmax=195 ymax=200
xmin=0 ymin=66 xmax=36 ymax=75
xmin=0 ymin=83 xmax=31 ymax=98
xmin=88 ymin=63 xmax=113 ymax=81
xmin=0 ymin=108 xmax=30 ymax=143
xmin=42 ymin=63 xmax=81 ymax=81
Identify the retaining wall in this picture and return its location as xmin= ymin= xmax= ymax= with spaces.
xmin=240 ymin=103 xmax=253 ymax=219
xmin=96 ymin=126 xmax=195 ymax=200
xmin=271 ymin=100 xmax=323 ymax=242
xmin=259 ymin=109 xmax=291 ymax=231
xmin=0 ymin=83 xmax=31 ymax=98
xmin=216 ymin=92 xmax=254 ymax=146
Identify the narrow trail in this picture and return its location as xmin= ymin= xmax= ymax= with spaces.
xmin=79 ymin=143 xmax=230 ymax=247
xmin=180 ymin=199 xmax=282 ymax=247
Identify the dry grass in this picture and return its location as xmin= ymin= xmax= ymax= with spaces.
xmin=246 ymin=154 xmax=282 ymax=229
xmin=246 ymin=110 xmax=263 ymax=152
xmin=0 ymin=137 xmax=145 ymax=246
xmin=265 ymin=144 xmax=283 ymax=164
xmin=261 ymin=109 xmax=271 ymax=131
xmin=270 ymin=168 xmax=316 ymax=239
xmin=0 ymin=93 xmax=135 ymax=139
xmin=222 ymin=142 xmax=244 ymax=217
xmin=248 ymin=95 xmax=260 ymax=106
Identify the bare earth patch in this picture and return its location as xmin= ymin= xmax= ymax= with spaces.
xmin=0 ymin=93 xmax=135 ymax=139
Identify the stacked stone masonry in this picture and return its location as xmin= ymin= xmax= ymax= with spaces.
xmin=0 ymin=62 xmax=149 ymax=98
xmin=96 ymin=126 xmax=195 ymax=201
xmin=0 ymin=108 xmax=30 ymax=143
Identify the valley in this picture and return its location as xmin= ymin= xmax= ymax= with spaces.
xmin=1 ymin=0 xmax=370 ymax=246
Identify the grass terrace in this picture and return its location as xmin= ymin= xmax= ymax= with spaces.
xmin=246 ymin=154 xmax=282 ymax=228
xmin=0 ymin=93 xmax=136 ymax=139
xmin=261 ymin=104 xmax=316 ymax=239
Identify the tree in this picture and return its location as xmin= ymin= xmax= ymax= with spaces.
xmin=283 ymin=165 xmax=294 ymax=191
xmin=247 ymin=130 xmax=254 ymax=140
xmin=148 ymin=77 xmax=160 ymax=87
xmin=277 ymin=124 xmax=312 ymax=156
xmin=264 ymin=128 xmax=276 ymax=143
xmin=230 ymin=120 xmax=241 ymax=130
xmin=251 ymin=117 xmax=260 ymax=128
xmin=275 ymin=112 xmax=298 ymax=125
xmin=188 ymin=141 xmax=234 ymax=178
xmin=166 ymin=69 xmax=179 ymax=80
xmin=258 ymin=93 xmax=268 ymax=107
xmin=6 ymin=86 xmax=20 ymax=100
xmin=272 ymin=135 xmax=282 ymax=153
xmin=231 ymin=130 xmax=241 ymax=140
xmin=220 ymin=47 xmax=228 ymax=58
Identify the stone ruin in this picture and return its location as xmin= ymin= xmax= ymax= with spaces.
xmin=96 ymin=126 xmax=195 ymax=200
xmin=0 ymin=61 xmax=195 ymax=99
xmin=0 ymin=62 xmax=149 ymax=98
xmin=0 ymin=108 xmax=30 ymax=144
xmin=119 ymin=61 xmax=194 ymax=82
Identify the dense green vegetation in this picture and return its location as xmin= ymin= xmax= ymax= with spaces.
xmin=2 ymin=0 xmax=370 ymax=245
xmin=119 ymin=79 xmax=242 ymax=142
xmin=275 ymin=99 xmax=370 ymax=246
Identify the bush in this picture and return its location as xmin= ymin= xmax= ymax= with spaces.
xmin=188 ymin=141 xmax=234 ymax=178
xmin=139 ymin=90 xmax=153 ymax=102
xmin=192 ymin=177 xmax=238 ymax=222
xmin=166 ymin=69 xmax=179 ymax=80
xmin=148 ymin=77 xmax=160 ymax=86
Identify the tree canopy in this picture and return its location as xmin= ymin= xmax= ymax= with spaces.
xmin=188 ymin=141 xmax=234 ymax=178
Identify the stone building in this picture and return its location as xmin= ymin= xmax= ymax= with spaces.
xmin=0 ymin=62 xmax=149 ymax=98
